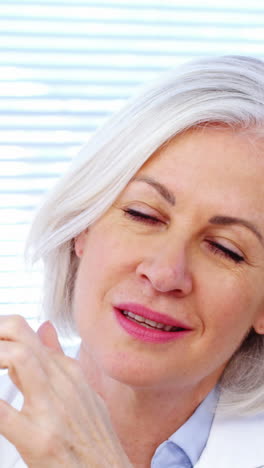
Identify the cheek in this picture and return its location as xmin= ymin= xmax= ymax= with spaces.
xmin=80 ymin=231 xmax=122 ymax=277
xmin=187 ymin=284 xmax=255 ymax=378
xmin=84 ymin=227 xmax=144 ymax=281
xmin=199 ymin=273 xmax=258 ymax=344
xmin=72 ymin=232 xmax=133 ymax=320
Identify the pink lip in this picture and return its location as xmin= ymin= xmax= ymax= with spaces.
xmin=113 ymin=302 xmax=192 ymax=344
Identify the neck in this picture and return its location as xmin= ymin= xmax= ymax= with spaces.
xmin=78 ymin=344 xmax=218 ymax=467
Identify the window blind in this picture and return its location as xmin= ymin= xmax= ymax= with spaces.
xmin=1 ymin=0 xmax=264 ymax=328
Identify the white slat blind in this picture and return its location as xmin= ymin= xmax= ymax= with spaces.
xmin=1 ymin=0 xmax=264 ymax=328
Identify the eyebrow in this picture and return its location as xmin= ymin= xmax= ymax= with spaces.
xmin=209 ymin=215 xmax=263 ymax=244
xmin=131 ymin=176 xmax=175 ymax=206
xmin=129 ymin=177 xmax=263 ymax=244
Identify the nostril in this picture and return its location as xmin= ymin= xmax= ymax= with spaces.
xmin=136 ymin=261 xmax=192 ymax=295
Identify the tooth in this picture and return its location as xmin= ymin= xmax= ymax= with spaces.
xmin=156 ymin=323 xmax=165 ymax=329
xmin=145 ymin=318 xmax=159 ymax=327
xmin=134 ymin=314 xmax=145 ymax=322
xmin=123 ymin=310 xmax=176 ymax=331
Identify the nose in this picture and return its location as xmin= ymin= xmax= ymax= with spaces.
xmin=136 ymin=243 xmax=193 ymax=296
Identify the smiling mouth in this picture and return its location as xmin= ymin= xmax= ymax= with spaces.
xmin=114 ymin=306 xmax=191 ymax=343
xmin=121 ymin=310 xmax=186 ymax=332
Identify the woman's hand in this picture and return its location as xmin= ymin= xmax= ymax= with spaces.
xmin=0 ymin=316 xmax=132 ymax=468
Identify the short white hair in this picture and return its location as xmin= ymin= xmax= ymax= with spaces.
xmin=27 ymin=55 xmax=264 ymax=416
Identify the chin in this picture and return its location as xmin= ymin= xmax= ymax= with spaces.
xmin=100 ymin=351 xmax=169 ymax=388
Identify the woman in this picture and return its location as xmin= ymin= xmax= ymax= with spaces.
xmin=1 ymin=55 xmax=264 ymax=468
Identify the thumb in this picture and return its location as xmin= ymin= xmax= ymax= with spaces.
xmin=37 ymin=320 xmax=63 ymax=353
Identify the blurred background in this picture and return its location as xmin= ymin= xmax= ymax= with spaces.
xmin=0 ymin=0 xmax=264 ymax=329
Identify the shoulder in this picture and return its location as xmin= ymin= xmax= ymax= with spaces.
xmin=195 ymin=408 xmax=264 ymax=468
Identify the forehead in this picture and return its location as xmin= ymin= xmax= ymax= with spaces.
xmin=137 ymin=127 xmax=264 ymax=184
xmin=143 ymin=127 xmax=264 ymax=171
xmin=127 ymin=127 xmax=264 ymax=220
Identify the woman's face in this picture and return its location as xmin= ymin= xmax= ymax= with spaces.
xmin=74 ymin=127 xmax=264 ymax=392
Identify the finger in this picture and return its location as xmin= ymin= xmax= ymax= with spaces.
xmin=0 ymin=315 xmax=41 ymax=348
xmin=47 ymin=358 xmax=121 ymax=445
xmin=0 ymin=399 xmax=71 ymax=466
xmin=0 ymin=341 xmax=49 ymax=401
xmin=37 ymin=321 xmax=63 ymax=353
xmin=0 ymin=316 xmax=54 ymax=369
xmin=0 ymin=318 xmax=73 ymax=403
xmin=0 ymin=399 xmax=33 ymax=449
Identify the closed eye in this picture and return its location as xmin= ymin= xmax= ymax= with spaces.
xmin=123 ymin=209 xmax=245 ymax=263
xmin=123 ymin=208 xmax=162 ymax=225
xmin=207 ymin=240 xmax=244 ymax=263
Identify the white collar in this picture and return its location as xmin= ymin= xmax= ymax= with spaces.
xmin=195 ymin=407 xmax=264 ymax=468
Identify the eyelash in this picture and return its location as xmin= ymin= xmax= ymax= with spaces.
xmin=123 ymin=208 xmax=245 ymax=264
xmin=124 ymin=208 xmax=162 ymax=225
xmin=206 ymin=240 xmax=244 ymax=264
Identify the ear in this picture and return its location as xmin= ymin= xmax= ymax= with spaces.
xmin=74 ymin=230 xmax=88 ymax=258
xmin=252 ymin=311 xmax=264 ymax=335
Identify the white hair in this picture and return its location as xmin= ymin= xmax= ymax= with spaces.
xmin=26 ymin=55 xmax=264 ymax=416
